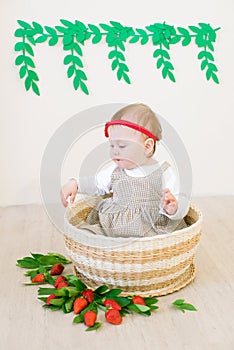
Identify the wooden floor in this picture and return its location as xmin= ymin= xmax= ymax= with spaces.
xmin=0 ymin=197 xmax=234 ymax=350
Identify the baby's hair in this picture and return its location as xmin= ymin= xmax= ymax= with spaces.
xmin=110 ymin=103 xmax=162 ymax=156
xmin=111 ymin=103 xmax=162 ymax=141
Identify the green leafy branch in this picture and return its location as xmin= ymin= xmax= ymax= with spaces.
xmin=100 ymin=21 xmax=134 ymax=84
xmin=14 ymin=20 xmax=221 ymax=96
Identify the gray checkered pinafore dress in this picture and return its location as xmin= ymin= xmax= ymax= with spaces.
xmin=79 ymin=162 xmax=187 ymax=237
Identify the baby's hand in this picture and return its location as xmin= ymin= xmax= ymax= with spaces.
xmin=162 ymin=188 xmax=178 ymax=215
xmin=60 ymin=179 xmax=78 ymax=207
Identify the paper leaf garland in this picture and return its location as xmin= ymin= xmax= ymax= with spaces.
xmin=14 ymin=20 xmax=221 ymax=95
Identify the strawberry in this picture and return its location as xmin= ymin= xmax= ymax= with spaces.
xmin=31 ymin=273 xmax=45 ymax=283
xmin=54 ymin=276 xmax=67 ymax=288
xmin=103 ymin=299 xmax=122 ymax=311
xmin=46 ymin=294 xmax=57 ymax=306
xmin=105 ymin=309 xmax=122 ymax=325
xmin=82 ymin=289 xmax=94 ymax=303
xmin=132 ymin=296 xmax=146 ymax=306
xmin=57 ymin=281 xmax=69 ymax=289
xmin=50 ymin=263 xmax=64 ymax=276
xmin=84 ymin=310 xmax=97 ymax=327
xmin=74 ymin=297 xmax=88 ymax=314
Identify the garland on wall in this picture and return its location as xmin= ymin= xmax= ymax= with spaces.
xmin=14 ymin=20 xmax=220 ymax=96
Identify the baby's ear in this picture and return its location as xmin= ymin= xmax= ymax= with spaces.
xmin=144 ymin=138 xmax=155 ymax=156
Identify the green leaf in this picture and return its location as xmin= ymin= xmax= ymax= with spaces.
xmin=75 ymin=20 xmax=87 ymax=31
xmin=207 ymin=41 xmax=214 ymax=51
xmin=104 ymin=288 xmax=122 ymax=298
xmin=50 ymin=297 xmax=66 ymax=306
xmin=27 ymin=36 xmax=36 ymax=45
xmin=48 ymin=36 xmax=58 ymax=46
xmin=195 ymin=34 xmax=206 ymax=47
xmin=25 ymin=76 xmax=32 ymax=91
xmin=94 ymin=285 xmax=109 ymax=294
xmin=73 ymin=314 xmax=84 ymax=324
xmin=177 ymin=27 xmax=190 ymax=36
xmin=188 ymin=25 xmax=201 ymax=33
xmin=201 ymin=60 xmax=208 ymax=70
xmin=32 ymin=21 xmax=43 ymax=34
xmin=156 ymin=57 xmax=164 ymax=68
xmin=30 ymin=253 xmax=44 ymax=260
xmin=73 ymin=75 xmax=80 ymax=90
xmin=15 ymin=55 xmax=25 ymax=65
xmin=14 ymin=28 xmax=26 ymax=37
xmin=17 ymin=257 xmax=40 ymax=269
xmin=111 ymin=297 xmax=131 ymax=307
xmin=63 ymin=35 xmax=73 ymax=46
xmin=162 ymin=66 xmax=168 ymax=79
xmin=76 ymin=69 xmax=87 ymax=80
xmin=73 ymin=43 xmax=83 ymax=56
xmin=99 ymin=23 xmax=113 ymax=32
xmin=129 ymin=36 xmax=139 ymax=43
xmin=110 ymin=21 xmax=124 ymax=30
xmin=119 ymin=63 xmax=129 ymax=72
xmin=182 ymin=36 xmax=191 ymax=46
xmin=67 ymin=65 xmax=75 ymax=78
xmin=127 ymin=304 xmax=150 ymax=314
xmin=144 ymin=297 xmax=158 ymax=305
xmin=211 ymin=72 xmax=219 ymax=84
xmin=111 ymin=59 xmax=118 ymax=71
xmin=173 ymin=299 xmax=197 ymax=312
xmin=35 ymin=35 xmax=48 ymax=43
xmin=60 ymin=19 xmax=75 ymax=28
xmin=198 ymin=51 xmax=214 ymax=61
xmin=32 ymin=81 xmax=40 ymax=95
xmin=19 ymin=65 xmax=27 ymax=78
xmin=123 ymin=73 xmax=131 ymax=84
xmin=24 ymin=56 xmax=35 ymax=68
xmin=153 ymin=49 xmax=162 ymax=58
xmin=73 ymin=56 xmax=83 ymax=67
xmin=45 ymin=26 xmax=57 ymax=36
xmin=80 ymin=81 xmax=89 ymax=95
xmin=63 ymin=55 xmax=73 ymax=65
xmin=169 ymin=35 xmax=181 ymax=44
xmin=17 ymin=20 xmax=31 ymax=29
xmin=14 ymin=42 xmax=25 ymax=51
xmin=38 ymin=288 xmax=57 ymax=296
xmin=47 ymin=253 xmax=71 ymax=264
xmin=86 ymin=322 xmax=102 ymax=332
xmin=55 ymin=25 xmax=69 ymax=34
xmin=160 ymin=49 xmax=170 ymax=59
xmin=24 ymin=43 xmax=34 ymax=56
xmin=206 ymin=68 xmax=212 ymax=80
xmin=28 ymin=70 xmax=39 ymax=81
xmin=64 ymin=296 xmax=76 ymax=313
xmin=167 ymin=70 xmax=176 ymax=82
xmin=92 ymin=33 xmax=102 ymax=44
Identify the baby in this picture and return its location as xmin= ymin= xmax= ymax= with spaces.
xmin=61 ymin=103 xmax=188 ymax=237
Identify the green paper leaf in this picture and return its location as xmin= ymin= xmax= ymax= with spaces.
xmin=211 ymin=72 xmax=219 ymax=84
xmin=161 ymin=50 xmax=170 ymax=59
xmin=48 ymin=36 xmax=58 ymax=46
xmin=15 ymin=55 xmax=25 ymax=65
xmin=32 ymin=21 xmax=43 ymax=34
xmin=14 ymin=28 xmax=26 ymax=37
xmin=110 ymin=21 xmax=124 ymax=30
xmin=206 ymin=68 xmax=212 ymax=80
xmin=60 ymin=19 xmax=75 ymax=29
xmin=32 ymin=81 xmax=40 ymax=96
xmin=25 ymin=76 xmax=32 ymax=91
xmin=123 ymin=73 xmax=131 ymax=84
xmin=19 ymin=65 xmax=27 ymax=78
xmin=177 ymin=27 xmax=190 ymax=36
xmin=45 ymin=26 xmax=57 ymax=36
xmin=92 ymin=33 xmax=102 ymax=44
xmin=156 ymin=57 xmax=163 ymax=68
xmin=24 ymin=56 xmax=35 ymax=68
xmin=119 ymin=63 xmax=129 ymax=72
xmin=80 ymin=80 xmax=89 ymax=95
xmin=182 ymin=36 xmax=191 ymax=46
xmin=73 ymin=56 xmax=83 ymax=67
xmin=63 ymin=35 xmax=73 ymax=46
xmin=75 ymin=20 xmax=87 ymax=31
xmin=64 ymin=55 xmax=73 ymax=65
xmin=14 ymin=42 xmax=25 ymax=51
xmin=28 ymin=70 xmax=39 ymax=81
xmin=207 ymin=41 xmax=214 ymax=51
xmin=76 ymin=70 xmax=87 ymax=80
xmin=99 ymin=23 xmax=113 ymax=32
xmin=201 ymin=59 xmax=208 ymax=70
xmin=162 ymin=40 xmax=170 ymax=49
xmin=24 ymin=43 xmax=34 ymax=56
xmin=86 ymin=322 xmax=102 ymax=332
xmin=55 ymin=25 xmax=69 ymax=34
xmin=129 ymin=36 xmax=139 ymax=43
xmin=188 ymin=26 xmax=201 ymax=34
xmin=167 ymin=70 xmax=176 ymax=82
xmin=35 ymin=35 xmax=48 ymax=43
xmin=162 ymin=66 xmax=168 ymax=79
xmin=17 ymin=20 xmax=31 ymax=29
xmin=27 ymin=35 xmax=36 ymax=45
xmin=73 ymin=43 xmax=82 ymax=56
xmin=73 ymin=75 xmax=79 ymax=90
xmin=198 ymin=51 xmax=214 ymax=61
xmin=169 ymin=36 xmax=181 ymax=44
xmin=111 ymin=59 xmax=118 ymax=70
xmin=195 ymin=34 xmax=206 ymax=47
xmin=67 ymin=65 xmax=75 ymax=78
xmin=76 ymin=32 xmax=85 ymax=43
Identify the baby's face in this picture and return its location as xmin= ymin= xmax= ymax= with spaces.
xmin=108 ymin=125 xmax=148 ymax=169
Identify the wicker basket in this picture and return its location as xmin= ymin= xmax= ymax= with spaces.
xmin=64 ymin=195 xmax=203 ymax=297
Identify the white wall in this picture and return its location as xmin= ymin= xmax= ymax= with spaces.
xmin=1 ymin=0 xmax=233 ymax=206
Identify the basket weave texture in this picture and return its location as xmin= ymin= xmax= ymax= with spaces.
xmin=64 ymin=195 xmax=203 ymax=297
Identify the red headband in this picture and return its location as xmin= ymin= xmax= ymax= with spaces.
xmin=104 ymin=120 xmax=157 ymax=142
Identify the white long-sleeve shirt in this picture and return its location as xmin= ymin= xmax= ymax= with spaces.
xmin=73 ymin=161 xmax=190 ymax=220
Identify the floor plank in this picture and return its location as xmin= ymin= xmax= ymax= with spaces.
xmin=0 ymin=198 xmax=233 ymax=350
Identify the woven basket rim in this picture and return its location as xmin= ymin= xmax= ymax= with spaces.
xmin=64 ymin=203 xmax=203 ymax=244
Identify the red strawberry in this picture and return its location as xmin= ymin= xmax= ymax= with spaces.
xmin=132 ymin=296 xmax=146 ymax=306
xmin=74 ymin=297 xmax=88 ymax=314
xmin=57 ymin=281 xmax=69 ymax=289
xmin=103 ymin=299 xmax=122 ymax=311
xmin=84 ymin=310 xmax=97 ymax=327
xmin=105 ymin=309 xmax=122 ymax=325
xmin=54 ymin=276 xmax=67 ymax=288
xmin=50 ymin=263 xmax=64 ymax=276
xmin=46 ymin=294 xmax=57 ymax=306
xmin=82 ymin=289 xmax=94 ymax=303
xmin=32 ymin=273 xmax=45 ymax=283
